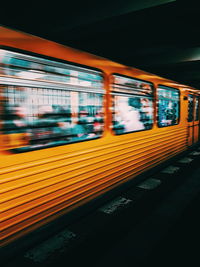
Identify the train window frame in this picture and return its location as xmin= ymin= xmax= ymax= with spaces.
xmin=111 ymin=73 xmax=155 ymax=136
xmin=157 ymin=85 xmax=180 ymax=128
xmin=0 ymin=48 xmax=105 ymax=153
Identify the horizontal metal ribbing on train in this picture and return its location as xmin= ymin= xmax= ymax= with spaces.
xmin=1 ymin=133 xmax=186 ymax=216
xmin=0 ymin=137 xmax=187 ymax=211
xmin=0 ymin=127 xmax=187 ymax=243
xmin=0 ymin=126 xmax=187 ymax=177
xmin=0 ymin=129 xmax=187 ymax=197
xmin=1 ymin=144 xmax=184 ymax=227
xmin=0 ymin=144 xmax=185 ymax=244
xmin=0 ymin=131 xmax=187 ymax=198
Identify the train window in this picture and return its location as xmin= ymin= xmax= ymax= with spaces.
xmin=157 ymin=86 xmax=180 ymax=127
xmin=111 ymin=75 xmax=154 ymax=135
xmin=0 ymin=49 xmax=104 ymax=152
xmin=0 ymin=49 xmax=102 ymax=88
xmin=188 ymin=94 xmax=194 ymax=122
xmin=194 ymin=96 xmax=200 ymax=121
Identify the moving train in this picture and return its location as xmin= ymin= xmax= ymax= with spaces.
xmin=0 ymin=26 xmax=200 ymax=250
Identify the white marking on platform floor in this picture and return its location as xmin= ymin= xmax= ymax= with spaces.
xmin=137 ymin=178 xmax=161 ymax=190
xmin=189 ymin=151 xmax=200 ymax=156
xmin=24 ymin=229 xmax=76 ymax=263
xmin=161 ymin=166 xmax=180 ymax=174
xmin=178 ymin=157 xmax=193 ymax=164
xmin=99 ymin=196 xmax=132 ymax=214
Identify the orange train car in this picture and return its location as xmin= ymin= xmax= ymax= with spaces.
xmin=0 ymin=26 xmax=200 ymax=249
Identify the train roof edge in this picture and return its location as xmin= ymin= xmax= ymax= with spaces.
xmin=0 ymin=25 xmax=199 ymax=93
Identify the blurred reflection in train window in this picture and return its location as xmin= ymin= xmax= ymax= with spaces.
xmin=0 ymin=49 xmax=104 ymax=151
xmin=113 ymin=95 xmax=153 ymax=134
xmin=1 ymin=86 xmax=104 ymax=151
xmin=111 ymin=74 xmax=154 ymax=135
xmin=157 ymin=86 xmax=180 ymax=127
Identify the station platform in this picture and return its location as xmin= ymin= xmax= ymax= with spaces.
xmin=93 ymin=159 xmax=200 ymax=267
xmin=3 ymin=147 xmax=200 ymax=267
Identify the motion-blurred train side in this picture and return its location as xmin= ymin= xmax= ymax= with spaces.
xmin=0 ymin=26 xmax=200 ymax=249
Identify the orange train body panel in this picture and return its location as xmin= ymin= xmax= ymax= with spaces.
xmin=0 ymin=26 xmax=199 ymax=247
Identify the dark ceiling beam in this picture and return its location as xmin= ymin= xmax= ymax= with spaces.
xmin=140 ymin=69 xmax=200 ymax=90
xmin=49 ymin=0 xmax=176 ymax=33
xmin=121 ymin=47 xmax=200 ymax=68
xmin=170 ymin=71 xmax=200 ymax=81
xmin=149 ymin=70 xmax=200 ymax=82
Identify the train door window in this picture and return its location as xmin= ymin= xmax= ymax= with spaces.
xmin=0 ymin=49 xmax=104 ymax=152
xmin=188 ymin=94 xmax=194 ymax=122
xmin=111 ymin=74 xmax=154 ymax=135
xmin=194 ymin=96 xmax=200 ymax=121
xmin=157 ymin=86 xmax=180 ymax=127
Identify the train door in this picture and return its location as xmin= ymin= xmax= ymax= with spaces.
xmin=193 ymin=95 xmax=200 ymax=143
xmin=188 ymin=94 xmax=200 ymax=146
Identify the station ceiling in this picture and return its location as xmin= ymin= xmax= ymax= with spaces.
xmin=1 ymin=1 xmax=200 ymax=89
